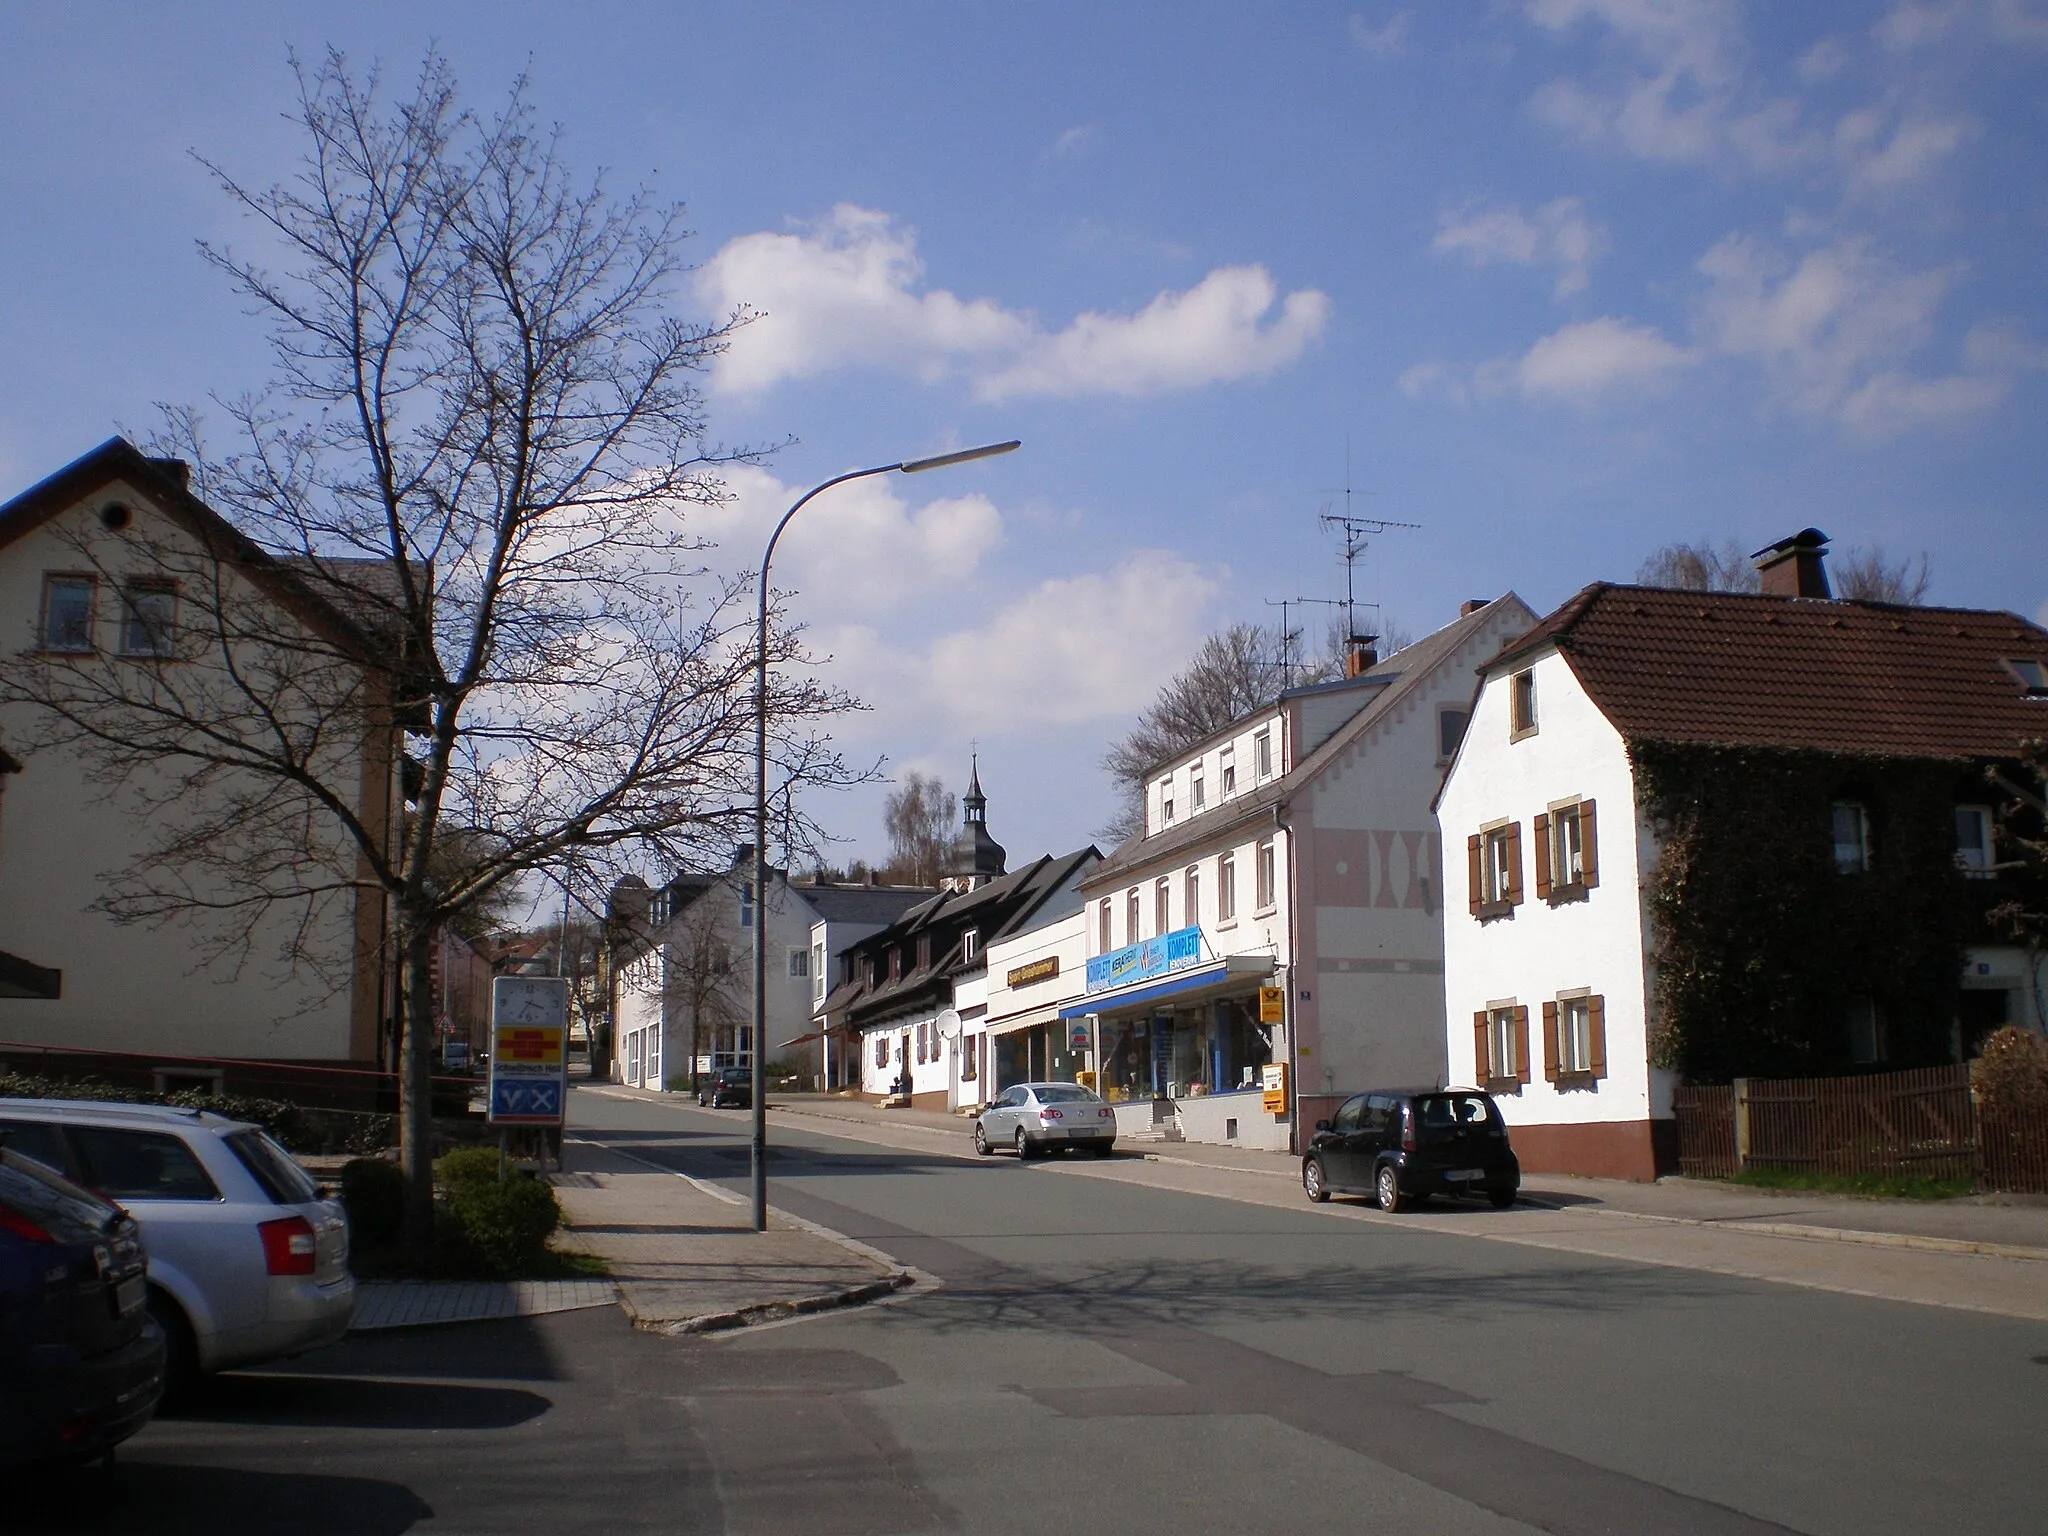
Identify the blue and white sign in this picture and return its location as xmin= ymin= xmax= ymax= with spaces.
xmin=488 ymin=976 xmax=569 ymax=1126
xmin=1086 ymin=925 xmax=1202 ymax=994
xmin=490 ymin=1077 xmax=563 ymax=1121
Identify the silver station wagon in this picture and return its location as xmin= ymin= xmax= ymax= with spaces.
xmin=0 ymin=1100 xmax=353 ymax=1390
xmin=973 ymin=1081 xmax=1117 ymax=1159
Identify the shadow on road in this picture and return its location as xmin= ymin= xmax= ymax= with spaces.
xmin=10 ymin=1462 xmax=432 ymax=1535
xmin=168 ymin=1372 xmax=551 ymax=1430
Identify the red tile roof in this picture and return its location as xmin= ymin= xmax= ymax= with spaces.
xmin=1492 ymin=583 xmax=2048 ymax=760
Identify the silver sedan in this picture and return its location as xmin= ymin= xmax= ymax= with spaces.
xmin=972 ymin=1082 xmax=1117 ymax=1159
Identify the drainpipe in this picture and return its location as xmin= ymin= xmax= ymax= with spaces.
xmin=1277 ymin=800 xmax=1301 ymax=1156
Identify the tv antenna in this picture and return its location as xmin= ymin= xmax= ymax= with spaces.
xmin=1316 ymin=440 xmax=1420 ymax=646
xmin=1263 ymin=594 xmax=1349 ymax=685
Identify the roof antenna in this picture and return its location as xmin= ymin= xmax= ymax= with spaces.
xmin=1317 ymin=440 xmax=1419 ymax=654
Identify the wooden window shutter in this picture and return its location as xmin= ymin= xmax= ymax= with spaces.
xmin=1473 ymin=1011 xmax=1490 ymax=1082
xmin=1505 ymin=823 xmax=1525 ymax=906
xmin=1467 ymin=834 xmax=1483 ymax=916
xmin=1513 ymin=1005 xmax=1531 ymax=1084
xmin=1588 ymin=994 xmax=1607 ymax=1078
xmin=1580 ymin=799 xmax=1599 ymax=889
xmin=1541 ymin=1001 xmax=1560 ymax=1082
xmin=1533 ymin=812 xmax=1553 ymax=900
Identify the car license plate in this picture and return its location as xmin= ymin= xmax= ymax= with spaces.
xmin=1445 ymin=1168 xmax=1485 ymax=1182
xmin=114 ymin=1275 xmax=146 ymax=1315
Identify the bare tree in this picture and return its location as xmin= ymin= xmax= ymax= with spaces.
xmin=1832 ymin=547 xmax=1932 ymax=604
xmin=0 ymin=52 xmax=859 ymax=1249
xmin=881 ymin=773 xmax=955 ymax=884
xmin=1635 ymin=540 xmax=1760 ymax=593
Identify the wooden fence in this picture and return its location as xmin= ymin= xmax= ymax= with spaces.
xmin=1672 ymin=1064 xmax=2048 ymax=1192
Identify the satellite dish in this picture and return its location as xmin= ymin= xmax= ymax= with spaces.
xmin=936 ymin=1008 xmax=963 ymax=1041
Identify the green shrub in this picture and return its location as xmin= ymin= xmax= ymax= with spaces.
xmin=440 ymin=1172 xmax=561 ymax=1274
xmin=434 ymin=1145 xmax=506 ymax=1192
xmin=339 ymin=1158 xmax=406 ymax=1248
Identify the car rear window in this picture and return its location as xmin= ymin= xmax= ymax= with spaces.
xmin=69 ymin=1126 xmax=220 ymax=1201
xmin=721 ymin=1069 xmax=751 ymax=1083
xmin=0 ymin=1149 xmax=121 ymax=1241
xmin=1033 ymin=1084 xmax=1102 ymax=1104
xmin=225 ymin=1129 xmax=320 ymax=1205
xmin=1417 ymin=1094 xmax=1499 ymax=1130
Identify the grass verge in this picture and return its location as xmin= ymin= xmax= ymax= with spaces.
xmin=1729 ymin=1167 xmax=1975 ymax=1201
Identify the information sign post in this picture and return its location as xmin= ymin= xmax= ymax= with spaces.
xmin=488 ymin=978 xmax=569 ymax=1166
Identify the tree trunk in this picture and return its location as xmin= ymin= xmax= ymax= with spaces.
xmin=399 ymin=921 xmax=437 ymax=1253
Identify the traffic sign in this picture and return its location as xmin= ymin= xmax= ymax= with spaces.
xmin=488 ymin=976 xmax=569 ymax=1126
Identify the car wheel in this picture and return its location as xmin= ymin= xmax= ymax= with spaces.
xmin=973 ymin=1123 xmax=992 ymax=1156
xmin=149 ymin=1288 xmax=199 ymax=1404
xmin=1375 ymin=1163 xmax=1405 ymax=1213
xmin=1489 ymin=1187 xmax=1516 ymax=1209
xmin=1303 ymin=1157 xmax=1331 ymax=1203
xmin=1015 ymin=1128 xmax=1036 ymax=1160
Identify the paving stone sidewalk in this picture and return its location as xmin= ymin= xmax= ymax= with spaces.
xmin=548 ymin=1134 xmax=913 ymax=1335
xmin=352 ymin=1277 xmax=618 ymax=1331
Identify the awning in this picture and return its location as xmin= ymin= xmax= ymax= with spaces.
xmin=1057 ymin=955 xmax=1273 ymax=1020
xmin=983 ymin=1003 xmax=1061 ymax=1038
xmin=776 ymin=1030 xmax=827 ymax=1049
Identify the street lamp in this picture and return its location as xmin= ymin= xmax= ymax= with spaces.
xmin=749 ymin=438 xmax=1020 ymax=1231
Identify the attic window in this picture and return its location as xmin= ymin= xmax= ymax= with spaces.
xmin=1509 ymin=670 xmax=1537 ymax=738
xmin=962 ymin=928 xmax=980 ymax=962
xmin=2004 ymin=659 xmax=2048 ymax=697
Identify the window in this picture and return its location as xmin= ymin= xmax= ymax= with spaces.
xmin=1191 ymin=767 xmax=1206 ymax=810
xmin=889 ymin=948 xmax=902 ymax=981
xmin=962 ymin=928 xmax=980 ymax=962
xmin=1509 ymin=670 xmax=1537 ymax=737
xmin=917 ymin=1021 xmax=928 ymax=1063
xmin=118 ymin=583 xmax=176 ymax=657
xmin=1098 ymin=899 xmax=1112 ymax=953
xmin=739 ymin=879 xmax=754 ymax=928
xmin=812 ymin=942 xmax=826 ymax=1000
xmin=1543 ymin=993 xmax=1606 ymax=1082
xmin=1534 ymin=799 xmax=1599 ymax=901
xmin=1437 ymin=707 xmax=1469 ymax=764
xmin=876 ymin=1034 xmax=888 ymax=1068
xmin=1160 ymin=777 xmax=1175 ymax=826
xmin=1126 ymin=888 xmax=1141 ymax=945
xmin=1473 ymin=1004 xmax=1529 ymax=1088
xmin=1220 ymin=747 xmax=1235 ymax=794
xmin=1254 ymin=728 xmax=1273 ymax=778
xmin=1847 ymin=998 xmax=1883 ymax=1065
xmin=1330 ymin=1095 xmax=1366 ymax=1133
xmin=1155 ymin=878 xmax=1170 ymax=935
xmin=1255 ymin=837 xmax=1276 ymax=911
xmin=2002 ymin=658 xmax=2048 ymax=697
xmin=225 ymin=1129 xmax=319 ymax=1205
xmin=1956 ymin=806 xmax=1995 ymax=876
xmin=69 ymin=1127 xmax=219 ymax=1201
xmin=1467 ymin=822 xmax=1522 ymax=916
xmin=787 ymin=947 xmax=808 ymax=979
xmin=1184 ymin=865 xmax=1200 ymax=926
xmin=1832 ymin=803 xmax=1869 ymax=873
xmin=1217 ymin=852 xmax=1237 ymax=922
xmin=39 ymin=575 xmax=94 ymax=653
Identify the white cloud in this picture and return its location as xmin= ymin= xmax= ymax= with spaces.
xmin=1507 ymin=316 xmax=1696 ymax=398
xmin=1049 ymin=124 xmax=1097 ymax=158
xmin=695 ymin=205 xmax=1329 ymax=400
xmin=1397 ymin=361 xmax=1469 ymax=405
xmin=1349 ymin=10 xmax=1413 ymax=57
xmin=1798 ymin=36 xmax=1851 ymax=78
xmin=682 ymin=462 xmax=1005 ymax=608
xmin=1434 ymin=197 xmax=1606 ymax=297
xmin=1837 ymin=369 xmax=2009 ymax=433
xmin=1875 ymin=0 xmax=1970 ymax=49
xmin=1836 ymin=109 xmax=1974 ymax=194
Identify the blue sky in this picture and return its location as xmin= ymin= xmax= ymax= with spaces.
xmin=4 ymin=2 xmax=2044 ymax=870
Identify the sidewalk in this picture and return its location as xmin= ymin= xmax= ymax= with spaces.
xmin=548 ymin=1134 xmax=915 ymax=1335
xmin=766 ymin=1093 xmax=2048 ymax=1259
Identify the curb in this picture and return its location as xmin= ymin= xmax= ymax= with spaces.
xmin=625 ymin=1271 xmax=918 ymax=1337
xmin=1577 ymin=1206 xmax=2048 ymax=1263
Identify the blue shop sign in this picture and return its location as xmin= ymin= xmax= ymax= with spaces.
xmin=1085 ymin=925 xmax=1203 ymax=993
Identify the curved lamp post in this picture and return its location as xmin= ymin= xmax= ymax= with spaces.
xmin=750 ymin=439 xmax=1020 ymax=1231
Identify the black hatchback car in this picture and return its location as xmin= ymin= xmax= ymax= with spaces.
xmin=1302 ymin=1089 xmax=1519 ymax=1211
xmin=698 ymin=1067 xmax=752 ymax=1109
xmin=0 ymin=1146 xmax=165 ymax=1466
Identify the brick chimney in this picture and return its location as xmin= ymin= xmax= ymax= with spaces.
xmin=1343 ymin=634 xmax=1379 ymax=678
xmin=1460 ymin=598 xmax=1492 ymax=618
xmin=1751 ymin=528 xmax=1832 ymax=599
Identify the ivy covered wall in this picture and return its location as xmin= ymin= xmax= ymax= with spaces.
xmin=1636 ymin=743 xmax=1969 ymax=1083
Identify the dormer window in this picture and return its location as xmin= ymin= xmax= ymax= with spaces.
xmin=1160 ymin=777 xmax=1174 ymax=826
xmin=1254 ymin=728 xmax=1273 ymax=778
xmin=1220 ymin=747 xmax=1235 ymax=794
xmin=1191 ymin=765 xmax=1206 ymax=810
xmin=2004 ymin=659 xmax=2048 ymax=697
xmin=962 ymin=928 xmax=980 ymax=961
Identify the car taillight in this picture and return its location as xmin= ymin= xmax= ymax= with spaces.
xmin=1039 ymin=1108 xmax=1063 ymax=1121
xmin=1401 ymin=1106 xmax=1417 ymax=1152
xmin=259 ymin=1215 xmax=318 ymax=1276
xmin=1098 ymin=1108 xmax=1113 ymax=1119
xmin=0 ymin=1206 xmax=53 ymax=1243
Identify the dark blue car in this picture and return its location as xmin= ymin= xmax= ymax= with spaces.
xmin=0 ymin=1146 xmax=165 ymax=1466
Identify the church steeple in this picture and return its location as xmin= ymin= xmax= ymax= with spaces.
xmin=944 ymin=756 xmax=1005 ymax=892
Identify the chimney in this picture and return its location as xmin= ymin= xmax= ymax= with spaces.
xmin=149 ymin=457 xmax=191 ymax=491
xmin=1460 ymin=598 xmax=1492 ymax=618
xmin=1343 ymin=634 xmax=1379 ymax=679
xmin=1751 ymin=528 xmax=1832 ymax=599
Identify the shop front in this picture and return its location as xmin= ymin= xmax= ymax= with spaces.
xmin=983 ymin=1007 xmax=1088 ymax=1093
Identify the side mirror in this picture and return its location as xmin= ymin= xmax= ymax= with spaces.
xmin=1314 ymin=1119 xmax=1332 ymax=1133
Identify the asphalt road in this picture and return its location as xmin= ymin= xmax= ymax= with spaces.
xmin=30 ymin=1089 xmax=2046 ymax=1535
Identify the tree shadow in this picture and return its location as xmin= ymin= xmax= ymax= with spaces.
xmin=281 ymin=1311 xmax=583 ymax=1382
xmin=10 ymin=1462 xmax=431 ymax=1535
xmin=167 ymin=1372 xmax=550 ymax=1430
